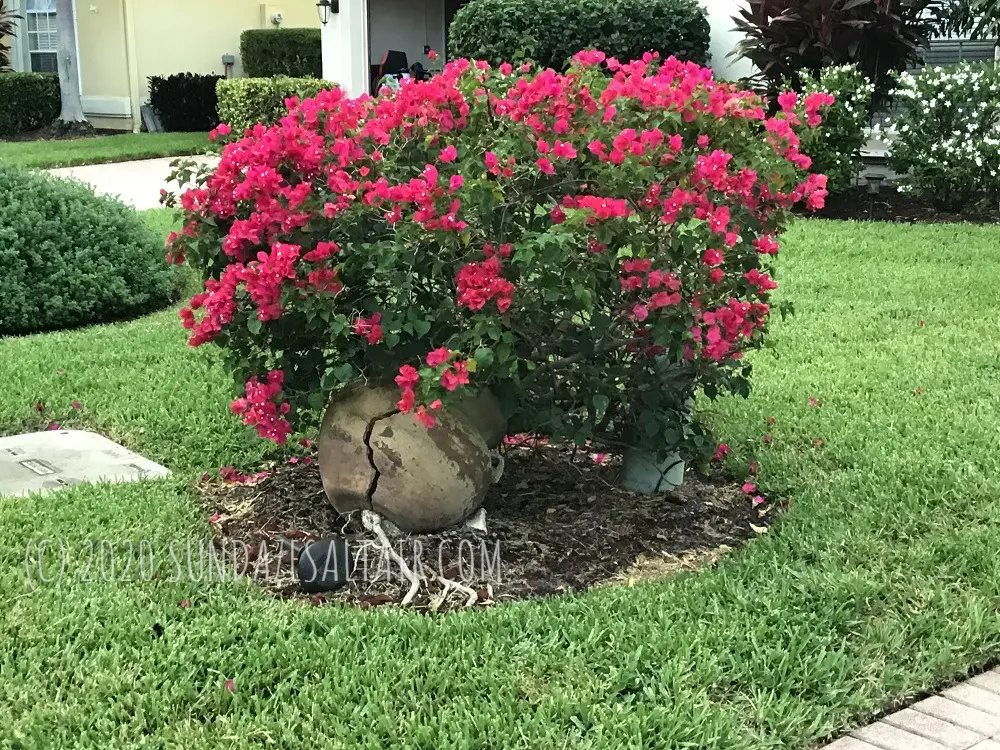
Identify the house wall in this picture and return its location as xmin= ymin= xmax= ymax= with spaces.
xmin=74 ymin=0 xmax=320 ymax=130
xmin=700 ymin=0 xmax=754 ymax=81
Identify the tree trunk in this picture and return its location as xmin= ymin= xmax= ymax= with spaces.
xmin=54 ymin=0 xmax=87 ymax=125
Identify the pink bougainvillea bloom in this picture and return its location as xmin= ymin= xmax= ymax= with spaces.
xmin=499 ymin=62 xmax=513 ymax=76
xmin=809 ymin=397 xmax=819 ymax=407
xmin=209 ymin=514 xmax=221 ymax=524
xmin=429 ymin=399 xmax=443 ymax=411
xmin=426 ymin=347 xmax=451 ymax=368
xmin=550 ymin=205 xmax=566 ymax=224
xmin=708 ymin=268 xmax=725 ymax=284
xmin=777 ymin=91 xmax=798 ymax=112
xmin=201 ymin=472 xmax=211 ymax=481
xmin=632 ymin=304 xmax=649 ymax=321
xmin=696 ymin=134 xmax=710 ymax=148
xmin=484 ymin=152 xmax=498 ymax=171
xmin=47 ymin=422 xmax=59 ymax=431
xmin=71 ymin=401 xmax=82 ymax=410
xmin=449 ymin=174 xmax=464 ymax=193
xmin=353 ymin=313 xmax=383 ymax=345
xmin=395 ymin=365 xmax=420 ymax=390
xmin=440 ymin=361 xmax=470 ymax=391
xmin=742 ymin=482 xmax=756 ymax=494
xmin=179 ymin=599 xmax=192 ymax=608
xmin=712 ymin=443 xmax=730 ymax=462
xmin=763 ymin=434 xmax=773 ymax=445
xmin=414 ymin=405 xmax=437 ymax=428
xmin=299 ymin=437 xmax=312 ymax=448
xmin=536 ymin=157 xmax=555 ymax=175
xmin=748 ymin=461 xmax=759 ymax=475
xmin=591 ymin=453 xmax=608 ymax=464
xmin=766 ymin=417 xmax=776 ymax=425
xmin=224 ymin=679 xmax=235 ymax=694
xmin=397 ymin=387 xmax=415 ymax=413
xmin=303 ymin=456 xmax=313 ymax=466
xmin=752 ymin=495 xmax=766 ymax=507
xmin=33 ymin=401 xmax=44 ymax=412
xmin=288 ymin=457 xmax=299 ymax=465
xmin=439 ymin=145 xmax=457 ymax=163
xmin=813 ymin=438 xmax=824 ymax=447
xmin=427 ymin=49 xmax=439 ymax=60
xmin=702 ymin=249 xmax=723 ymax=267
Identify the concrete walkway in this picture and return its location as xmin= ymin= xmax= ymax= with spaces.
xmin=825 ymin=669 xmax=1000 ymax=750
xmin=47 ymin=155 xmax=216 ymax=211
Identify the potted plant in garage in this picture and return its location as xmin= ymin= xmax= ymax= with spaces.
xmin=166 ymin=51 xmax=827 ymax=531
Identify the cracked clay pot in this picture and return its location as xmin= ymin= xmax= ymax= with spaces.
xmin=318 ymin=385 xmax=506 ymax=533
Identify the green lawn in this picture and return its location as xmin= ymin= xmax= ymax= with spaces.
xmin=2 ymin=214 xmax=1000 ymax=748
xmin=0 ymin=132 xmax=210 ymax=169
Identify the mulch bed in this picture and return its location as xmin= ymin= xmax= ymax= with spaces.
xmin=198 ymin=442 xmax=774 ymax=613
xmin=810 ymin=185 xmax=1000 ymax=224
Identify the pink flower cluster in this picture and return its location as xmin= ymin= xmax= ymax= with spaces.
xmin=229 ymin=370 xmax=292 ymax=444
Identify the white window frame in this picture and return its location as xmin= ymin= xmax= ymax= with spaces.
xmin=24 ymin=0 xmax=58 ymax=74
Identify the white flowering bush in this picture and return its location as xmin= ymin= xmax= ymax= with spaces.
xmin=891 ymin=63 xmax=1000 ymax=210
xmin=793 ymin=65 xmax=874 ymax=194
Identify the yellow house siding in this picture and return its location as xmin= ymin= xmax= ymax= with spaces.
xmin=72 ymin=0 xmax=320 ymax=130
xmin=131 ymin=0 xmax=321 ymax=86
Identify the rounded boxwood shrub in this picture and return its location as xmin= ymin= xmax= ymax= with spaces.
xmin=0 ymin=166 xmax=178 ymax=335
xmin=449 ymin=0 xmax=710 ymax=70
xmin=172 ymin=52 xmax=829 ymax=461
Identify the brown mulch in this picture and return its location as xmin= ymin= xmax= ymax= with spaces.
xmin=809 ymin=185 xmax=1000 ymax=224
xmin=198 ymin=442 xmax=773 ymax=612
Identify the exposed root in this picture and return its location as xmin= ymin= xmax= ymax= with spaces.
xmin=362 ymin=409 xmax=400 ymax=502
xmin=425 ymin=565 xmax=479 ymax=611
xmin=361 ymin=510 xmax=420 ymax=605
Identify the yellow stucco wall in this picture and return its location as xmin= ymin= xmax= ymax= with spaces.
xmin=77 ymin=1 xmax=129 ymax=100
xmin=132 ymin=0 xmax=320 ymax=84
xmin=76 ymin=0 xmax=320 ymax=130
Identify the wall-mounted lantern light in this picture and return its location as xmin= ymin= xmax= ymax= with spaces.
xmin=317 ymin=0 xmax=339 ymax=25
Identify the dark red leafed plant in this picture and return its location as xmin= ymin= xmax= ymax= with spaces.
xmin=732 ymin=0 xmax=946 ymax=108
xmin=165 ymin=52 xmax=830 ymax=464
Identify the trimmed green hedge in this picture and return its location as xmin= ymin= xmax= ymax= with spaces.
xmin=148 ymin=73 xmax=222 ymax=132
xmin=449 ymin=0 xmax=710 ymax=70
xmin=0 ymin=73 xmax=60 ymax=136
xmin=217 ymin=77 xmax=337 ymax=133
xmin=0 ymin=166 xmax=178 ymax=335
xmin=240 ymin=28 xmax=323 ymax=78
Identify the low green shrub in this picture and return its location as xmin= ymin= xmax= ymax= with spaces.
xmin=148 ymin=72 xmax=223 ymax=132
xmin=0 ymin=166 xmax=178 ymax=335
xmin=0 ymin=73 xmax=60 ymax=135
xmin=793 ymin=65 xmax=873 ymax=194
xmin=240 ymin=28 xmax=322 ymax=78
xmin=216 ymin=77 xmax=337 ymax=133
xmin=891 ymin=63 xmax=1000 ymax=211
xmin=448 ymin=0 xmax=710 ymax=70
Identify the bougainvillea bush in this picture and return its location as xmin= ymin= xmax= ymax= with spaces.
xmin=166 ymin=52 xmax=829 ymax=464
xmin=793 ymin=65 xmax=873 ymax=194
xmin=891 ymin=63 xmax=1000 ymax=211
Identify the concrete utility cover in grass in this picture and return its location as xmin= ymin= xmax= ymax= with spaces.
xmin=0 ymin=430 xmax=169 ymax=497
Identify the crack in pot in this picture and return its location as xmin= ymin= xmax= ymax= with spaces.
xmin=363 ymin=408 xmax=400 ymax=503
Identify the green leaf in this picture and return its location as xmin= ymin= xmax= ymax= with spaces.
xmin=333 ymin=363 xmax=354 ymax=383
xmin=474 ymin=346 xmax=494 ymax=367
xmin=593 ymin=394 xmax=609 ymax=414
xmin=247 ymin=318 xmax=262 ymax=335
xmin=414 ymin=319 xmax=432 ymax=337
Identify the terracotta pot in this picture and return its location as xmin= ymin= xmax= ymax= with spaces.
xmin=318 ymin=385 xmax=506 ymax=532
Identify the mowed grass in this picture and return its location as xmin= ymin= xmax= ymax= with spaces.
xmin=0 ymin=132 xmax=210 ymax=169
xmin=2 ymin=214 xmax=1000 ymax=748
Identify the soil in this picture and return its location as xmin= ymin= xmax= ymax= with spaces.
xmin=811 ymin=185 xmax=1000 ymax=224
xmin=198 ymin=441 xmax=774 ymax=613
